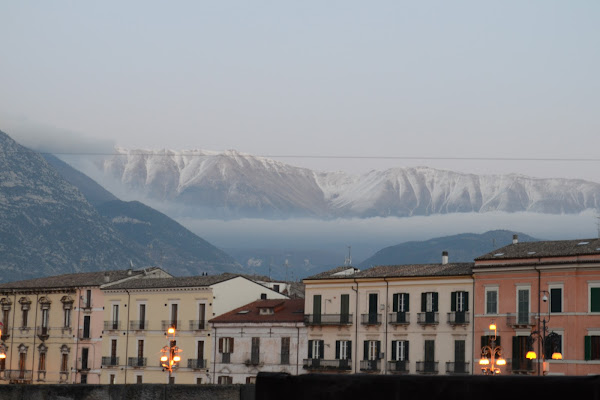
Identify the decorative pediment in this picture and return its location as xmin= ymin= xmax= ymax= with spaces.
xmin=0 ymin=298 xmax=12 ymax=310
xmin=39 ymin=297 xmax=51 ymax=309
xmin=61 ymin=296 xmax=74 ymax=309
xmin=60 ymin=345 xmax=70 ymax=354
xmin=19 ymin=297 xmax=31 ymax=310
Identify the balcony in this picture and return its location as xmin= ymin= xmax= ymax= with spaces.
xmin=388 ymin=312 xmax=410 ymax=325
xmin=36 ymin=326 xmax=50 ymax=340
xmin=446 ymin=361 xmax=470 ymax=374
xmin=360 ymin=313 xmax=382 ymax=325
xmin=510 ymin=358 xmax=535 ymax=374
xmin=506 ymin=313 xmax=536 ymax=328
xmin=447 ymin=311 xmax=470 ymax=326
xmin=303 ymin=358 xmax=352 ymax=371
xmin=304 ymin=314 xmax=353 ymax=326
xmin=417 ymin=312 xmax=439 ymax=325
xmin=161 ymin=320 xmax=181 ymax=330
xmin=220 ymin=352 xmax=231 ymax=364
xmin=359 ymin=360 xmax=381 ymax=372
xmin=188 ymin=359 xmax=208 ymax=369
xmin=388 ymin=360 xmax=409 ymax=374
xmin=78 ymin=328 xmax=91 ymax=340
xmin=104 ymin=321 xmax=121 ymax=331
xmin=127 ymin=357 xmax=147 ymax=367
xmin=244 ymin=351 xmax=261 ymax=366
xmin=101 ymin=356 xmax=119 ymax=367
xmin=5 ymin=370 xmax=32 ymax=382
xmin=129 ymin=320 xmax=148 ymax=330
xmin=189 ymin=320 xmax=207 ymax=330
xmin=416 ymin=361 xmax=439 ymax=374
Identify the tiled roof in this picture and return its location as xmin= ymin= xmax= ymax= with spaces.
xmin=104 ymin=274 xmax=237 ymax=290
xmin=0 ymin=267 xmax=162 ymax=290
xmin=209 ymin=299 xmax=305 ymax=324
xmin=304 ymin=264 xmax=472 ymax=281
xmin=475 ymin=238 xmax=600 ymax=261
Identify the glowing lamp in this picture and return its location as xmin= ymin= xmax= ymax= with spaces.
xmin=0 ymin=353 xmax=5 ymax=359
xmin=551 ymin=352 xmax=563 ymax=360
xmin=167 ymin=327 xmax=175 ymax=334
xmin=489 ymin=323 xmax=497 ymax=331
xmin=496 ymin=358 xmax=506 ymax=366
xmin=173 ymin=355 xmax=181 ymax=362
xmin=526 ymin=351 xmax=537 ymax=360
xmin=160 ymin=355 xmax=168 ymax=362
xmin=479 ymin=359 xmax=490 ymax=365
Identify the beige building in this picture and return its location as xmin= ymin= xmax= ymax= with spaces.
xmin=0 ymin=268 xmax=169 ymax=384
xmin=100 ymin=274 xmax=288 ymax=384
xmin=303 ymin=255 xmax=474 ymax=375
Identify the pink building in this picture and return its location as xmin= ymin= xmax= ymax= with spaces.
xmin=474 ymin=235 xmax=600 ymax=375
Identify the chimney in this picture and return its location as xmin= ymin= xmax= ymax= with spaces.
xmin=127 ymin=268 xmax=133 ymax=276
xmin=104 ymin=272 xmax=110 ymax=283
xmin=442 ymin=251 xmax=448 ymax=265
xmin=513 ymin=234 xmax=519 ymax=245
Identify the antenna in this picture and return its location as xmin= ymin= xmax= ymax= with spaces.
xmin=284 ymin=259 xmax=289 ymax=281
xmin=596 ymin=213 xmax=600 ymax=239
xmin=344 ymin=246 xmax=352 ymax=266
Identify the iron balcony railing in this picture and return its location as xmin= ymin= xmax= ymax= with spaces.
xmin=245 ymin=351 xmax=261 ymax=366
xmin=127 ymin=357 xmax=147 ymax=367
xmin=102 ymin=356 xmax=119 ymax=367
xmin=78 ymin=328 xmax=91 ymax=340
xmin=388 ymin=360 xmax=409 ymax=373
xmin=188 ymin=359 xmax=208 ymax=369
xmin=303 ymin=358 xmax=352 ymax=371
xmin=447 ymin=311 xmax=470 ymax=325
xmin=416 ymin=361 xmax=439 ymax=374
xmin=5 ymin=370 xmax=33 ymax=381
xmin=506 ymin=313 xmax=536 ymax=327
xmin=360 ymin=313 xmax=382 ymax=325
xmin=416 ymin=312 xmax=439 ymax=325
xmin=446 ymin=361 xmax=470 ymax=374
xmin=161 ymin=320 xmax=181 ymax=330
xmin=104 ymin=321 xmax=121 ymax=330
xmin=304 ymin=314 xmax=353 ymax=326
xmin=221 ymin=352 xmax=231 ymax=364
xmin=129 ymin=320 xmax=148 ymax=330
xmin=36 ymin=326 xmax=50 ymax=339
xmin=388 ymin=312 xmax=410 ymax=325
xmin=359 ymin=360 xmax=381 ymax=372
xmin=189 ymin=320 xmax=207 ymax=330
xmin=509 ymin=358 xmax=535 ymax=374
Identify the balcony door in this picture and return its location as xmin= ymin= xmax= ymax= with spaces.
xmin=517 ymin=289 xmax=529 ymax=324
xmin=313 ymin=295 xmax=321 ymax=324
xmin=368 ymin=293 xmax=378 ymax=324
xmin=340 ymin=294 xmax=350 ymax=324
xmin=424 ymin=340 xmax=435 ymax=373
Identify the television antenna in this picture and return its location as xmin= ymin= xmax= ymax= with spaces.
xmin=344 ymin=246 xmax=352 ymax=266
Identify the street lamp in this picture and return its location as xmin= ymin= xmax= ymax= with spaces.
xmin=160 ymin=326 xmax=182 ymax=383
xmin=479 ymin=323 xmax=506 ymax=375
xmin=525 ymin=291 xmax=562 ymax=375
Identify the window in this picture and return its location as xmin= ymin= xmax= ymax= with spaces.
xmin=251 ymin=337 xmax=260 ymax=364
xmin=198 ymin=303 xmax=206 ymax=329
xmin=512 ymin=336 xmax=533 ymax=372
xmin=336 ymin=340 xmax=352 ymax=360
xmin=273 ymin=284 xmax=280 ymax=292
xmin=281 ymin=337 xmax=290 ymax=364
xmin=481 ymin=335 xmax=501 ymax=358
xmin=308 ymin=340 xmax=324 ymax=360
xmin=171 ymin=304 xmax=178 ymax=329
xmin=585 ymin=336 xmax=600 ymax=360
xmin=137 ymin=340 xmax=144 ymax=365
xmin=391 ymin=340 xmax=408 ymax=361
xmin=196 ymin=377 xmax=202 ymax=384
xmin=64 ymin=308 xmax=71 ymax=328
xmin=61 ymin=353 xmax=69 ymax=372
xmin=110 ymin=374 xmax=116 ymax=384
xmin=83 ymin=315 xmax=91 ymax=339
xmin=19 ymin=297 xmax=30 ymax=328
xmin=219 ymin=337 xmax=234 ymax=353
xmin=136 ymin=375 xmax=142 ymax=384
xmin=85 ymin=290 xmax=92 ymax=308
xmin=218 ymin=376 xmax=232 ymax=384
xmin=340 ymin=294 xmax=350 ymax=323
xmin=169 ymin=376 xmax=175 ymax=384
xmin=81 ymin=348 xmax=89 ymax=370
xmin=451 ymin=291 xmax=469 ymax=312
xmin=393 ymin=293 xmax=409 ymax=312
xmin=364 ymin=340 xmax=380 ymax=361
xmin=112 ymin=304 xmax=119 ymax=329
xmin=550 ymin=287 xmax=562 ymax=313
xmin=139 ymin=304 xmax=146 ymax=329
xmin=544 ymin=332 xmax=562 ymax=359
xmin=313 ymin=295 xmax=322 ymax=323
xmin=485 ymin=289 xmax=498 ymax=315
xmin=81 ymin=374 xmax=87 ymax=384
xmin=517 ymin=288 xmax=530 ymax=324
xmin=423 ymin=340 xmax=435 ymax=372
xmin=111 ymin=339 xmax=117 ymax=359
xmin=368 ymin=293 xmax=379 ymax=323
xmin=421 ymin=292 xmax=438 ymax=312
xmin=246 ymin=376 xmax=257 ymax=384
xmin=38 ymin=347 xmax=47 ymax=371
xmin=590 ymin=286 xmax=600 ymax=313
xmin=197 ymin=340 xmax=205 ymax=363
xmin=454 ymin=340 xmax=466 ymax=373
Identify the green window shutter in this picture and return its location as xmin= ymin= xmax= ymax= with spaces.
xmin=464 ymin=292 xmax=469 ymax=311
xmin=585 ymin=336 xmax=591 ymax=360
xmin=341 ymin=294 xmax=350 ymax=316
xmin=364 ymin=341 xmax=369 ymax=360
xmin=451 ymin=292 xmax=457 ymax=312
xmin=591 ymin=288 xmax=600 ymax=312
xmin=376 ymin=341 xmax=381 ymax=358
xmin=433 ymin=292 xmax=439 ymax=312
xmin=405 ymin=293 xmax=410 ymax=312
xmin=318 ymin=341 xmax=324 ymax=360
xmin=335 ymin=341 xmax=340 ymax=359
xmin=308 ymin=340 xmax=313 ymax=359
xmin=391 ymin=341 xmax=397 ymax=360
xmin=313 ymin=295 xmax=321 ymax=316
xmin=550 ymin=288 xmax=561 ymax=313
xmin=348 ymin=341 xmax=352 ymax=360
xmin=393 ymin=294 xmax=399 ymax=312
xmin=405 ymin=341 xmax=410 ymax=361
xmin=421 ymin=293 xmax=427 ymax=312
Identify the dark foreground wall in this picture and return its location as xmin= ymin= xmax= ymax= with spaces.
xmin=256 ymin=373 xmax=600 ymax=400
xmin=0 ymin=384 xmax=255 ymax=400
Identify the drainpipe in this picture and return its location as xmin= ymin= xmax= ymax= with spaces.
xmin=352 ymin=279 xmax=359 ymax=373
xmin=471 ymin=274 xmax=475 ymax=375
xmin=10 ymin=292 xmax=17 ymax=376
xmin=535 ymin=266 xmax=541 ymax=376
xmin=383 ymin=278 xmax=389 ymax=375
xmin=213 ymin=327 xmax=217 ymax=383
xmin=296 ymin=325 xmax=300 ymax=376
xmin=74 ymin=288 xmax=82 ymax=383
xmin=124 ymin=289 xmax=131 ymax=384
xmin=29 ymin=294 xmax=40 ymax=379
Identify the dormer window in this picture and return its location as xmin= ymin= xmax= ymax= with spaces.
xmin=259 ymin=308 xmax=275 ymax=315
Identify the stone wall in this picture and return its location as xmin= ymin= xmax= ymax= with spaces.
xmin=0 ymin=384 xmax=255 ymax=400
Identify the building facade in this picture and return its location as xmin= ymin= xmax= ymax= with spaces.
xmin=210 ymin=299 xmax=307 ymax=384
xmin=0 ymin=268 xmax=169 ymax=384
xmin=474 ymin=236 xmax=600 ymax=375
xmin=99 ymin=274 xmax=288 ymax=384
xmin=303 ymin=255 xmax=474 ymax=376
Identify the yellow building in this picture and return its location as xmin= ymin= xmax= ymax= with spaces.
xmin=100 ymin=274 xmax=288 ymax=384
xmin=0 ymin=268 xmax=169 ymax=384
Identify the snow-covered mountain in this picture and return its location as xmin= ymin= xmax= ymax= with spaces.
xmin=102 ymin=148 xmax=600 ymax=219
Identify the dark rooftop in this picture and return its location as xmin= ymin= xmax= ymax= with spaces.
xmin=0 ymin=267 xmax=163 ymax=290
xmin=304 ymin=263 xmax=472 ymax=280
xmin=210 ymin=299 xmax=305 ymax=324
xmin=104 ymin=274 xmax=237 ymax=290
xmin=476 ymin=238 xmax=600 ymax=261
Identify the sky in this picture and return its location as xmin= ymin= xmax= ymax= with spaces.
xmin=2 ymin=1 xmax=600 ymax=181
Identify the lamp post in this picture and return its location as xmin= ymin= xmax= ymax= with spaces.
xmin=160 ymin=326 xmax=182 ymax=383
xmin=479 ymin=323 xmax=506 ymax=375
xmin=525 ymin=291 xmax=562 ymax=375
